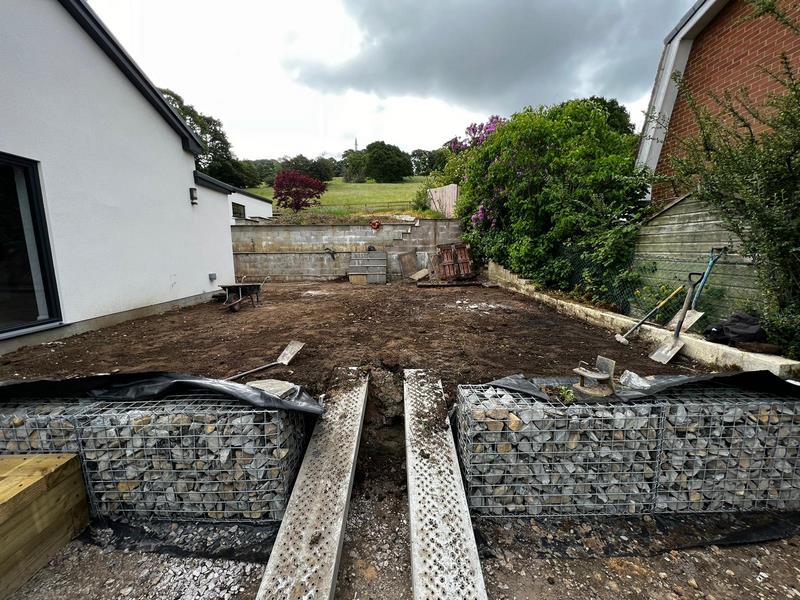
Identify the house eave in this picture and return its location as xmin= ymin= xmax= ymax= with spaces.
xmin=193 ymin=172 xmax=272 ymax=204
xmin=232 ymin=189 xmax=273 ymax=205
xmin=636 ymin=0 xmax=731 ymax=175
xmin=194 ymin=171 xmax=233 ymax=195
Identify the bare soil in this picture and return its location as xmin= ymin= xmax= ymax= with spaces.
xmin=0 ymin=281 xmax=697 ymax=394
xmin=9 ymin=281 xmax=789 ymax=600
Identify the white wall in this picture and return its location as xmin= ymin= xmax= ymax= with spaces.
xmin=230 ymin=191 xmax=273 ymax=223
xmin=0 ymin=1 xmax=234 ymax=325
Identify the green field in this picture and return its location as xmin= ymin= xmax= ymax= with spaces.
xmin=248 ymin=176 xmax=425 ymax=212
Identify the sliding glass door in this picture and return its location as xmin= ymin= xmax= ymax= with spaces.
xmin=0 ymin=152 xmax=59 ymax=334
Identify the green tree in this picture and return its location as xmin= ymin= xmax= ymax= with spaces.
xmin=411 ymin=149 xmax=431 ymax=175
xmin=457 ymin=99 xmax=649 ymax=307
xmin=160 ymin=88 xmax=256 ymax=188
xmin=588 ymin=96 xmax=636 ymax=135
xmin=207 ymin=159 xmax=260 ymax=188
xmin=341 ymin=149 xmax=368 ymax=183
xmin=365 ymin=141 xmax=413 ymax=183
xmin=410 ymin=148 xmax=450 ymax=176
xmin=281 ymin=154 xmax=314 ymax=176
xmin=242 ymin=159 xmax=281 ymax=186
xmin=309 ymin=157 xmax=335 ymax=181
xmin=428 ymin=148 xmax=449 ymax=173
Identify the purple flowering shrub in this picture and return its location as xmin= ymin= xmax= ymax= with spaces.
xmin=447 ymin=115 xmax=506 ymax=154
xmin=456 ymin=100 xmax=649 ymax=309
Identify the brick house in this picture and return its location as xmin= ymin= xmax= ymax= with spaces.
xmin=637 ymin=0 xmax=800 ymax=203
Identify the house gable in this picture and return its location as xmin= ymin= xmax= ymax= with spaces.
xmin=56 ymin=0 xmax=203 ymax=155
xmin=637 ymin=0 xmax=800 ymax=203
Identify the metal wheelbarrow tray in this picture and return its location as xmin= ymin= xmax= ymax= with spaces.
xmin=219 ymin=277 xmax=267 ymax=312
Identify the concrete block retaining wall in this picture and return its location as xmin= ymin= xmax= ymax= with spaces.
xmin=231 ymin=219 xmax=461 ymax=282
xmin=488 ymin=261 xmax=800 ymax=378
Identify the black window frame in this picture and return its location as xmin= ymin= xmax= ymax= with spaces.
xmin=0 ymin=150 xmax=62 ymax=336
xmin=232 ymin=202 xmax=246 ymax=219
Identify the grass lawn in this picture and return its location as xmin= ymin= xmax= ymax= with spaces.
xmin=247 ymin=176 xmax=426 ymax=208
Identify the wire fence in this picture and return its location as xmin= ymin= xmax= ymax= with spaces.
xmin=557 ymin=250 xmax=703 ymax=326
xmin=273 ymin=200 xmax=414 ymax=216
xmin=456 ymin=381 xmax=800 ymax=517
xmin=0 ymin=391 xmax=305 ymax=523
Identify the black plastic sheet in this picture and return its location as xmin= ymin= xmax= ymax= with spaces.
xmin=0 ymin=371 xmax=323 ymax=415
xmin=488 ymin=370 xmax=800 ymax=402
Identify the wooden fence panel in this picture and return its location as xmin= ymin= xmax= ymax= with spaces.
xmin=633 ymin=196 xmax=761 ymax=322
xmin=427 ymin=184 xmax=459 ymax=218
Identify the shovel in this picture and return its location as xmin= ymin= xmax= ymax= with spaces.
xmin=650 ymin=273 xmax=703 ymax=364
xmin=666 ymin=247 xmax=727 ymax=332
xmin=615 ymin=285 xmax=685 ymax=345
xmin=225 ymin=340 xmax=305 ymax=382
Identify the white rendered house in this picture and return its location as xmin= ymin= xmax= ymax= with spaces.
xmin=0 ymin=0 xmax=237 ymax=352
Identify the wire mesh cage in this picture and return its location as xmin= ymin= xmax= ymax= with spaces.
xmin=456 ymin=382 xmax=800 ymax=517
xmin=456 ymin=385 xmax=661 ymax=517
xmin=0 ymin=399 xmax=89 ymax=454
xmin=653 ymin=384 xmax=800 ymax=513
xmin=0 ymin=392 xmax=305 ymax=523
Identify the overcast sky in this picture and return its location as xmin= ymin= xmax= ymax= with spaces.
xmin=88 ymin=0 xmax=694 ymax=160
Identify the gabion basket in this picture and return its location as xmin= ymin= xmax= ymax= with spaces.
xmin=0 ymin=391 xmax=305 ymax=522
xmin=456 ymin=382 xmax=800 ymax=517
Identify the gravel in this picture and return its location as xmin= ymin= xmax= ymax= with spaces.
xmin=13 ymin=537 xmax=264 ymax=600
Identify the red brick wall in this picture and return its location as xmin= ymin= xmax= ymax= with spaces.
xmin=652 ymin=0 xmax=800 ymax=202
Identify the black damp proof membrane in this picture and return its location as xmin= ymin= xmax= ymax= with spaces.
xmin=486 ymin=370 xmax=800 ymax=403
xmin=0 ymin=371 xmax=323 ymax=415
xmin=81 ymin=517 xmax=279 ymax=563
xmin=473 ymin=510 xmax=800 ymax=561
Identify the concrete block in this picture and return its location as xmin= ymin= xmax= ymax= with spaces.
xmin=488 ymin=261 xmax=800 ymax=377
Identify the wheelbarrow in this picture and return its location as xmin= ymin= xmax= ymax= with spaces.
xmin=219 ymin=277 xmax=267 ymax=312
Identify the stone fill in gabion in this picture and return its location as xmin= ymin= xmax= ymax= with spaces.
xmin=456 ymin=382 xmax=800 ymax=517
xmin=656 ymin=385 xmax=800 ymax=513
xmin=0 ymin=392 xmax=305 ymax=522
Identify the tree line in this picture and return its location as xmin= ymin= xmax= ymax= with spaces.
xmin=162 ymin=87 xmax=448 ymax=189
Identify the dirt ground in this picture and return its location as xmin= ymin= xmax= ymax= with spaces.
xmin=7 ymin=281 xmax=794 ymax=600
xmin=0 ymin=281 xmax=697 ymax=393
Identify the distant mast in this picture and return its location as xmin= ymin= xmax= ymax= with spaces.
xmin=354 ymin=137 xmax=358 ymax=151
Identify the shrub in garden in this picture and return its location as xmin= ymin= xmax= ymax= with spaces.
xmin=446 ymin=115 xmax=507 ymax=153
xmin=456 ymin=99 xmax=650 ymax=308
xmin=413 ymin=116 xmax=506 ymax=210
xmin=272 ymin=170 xmax=327 ymax=212
xmin=411 ymin=148 xmax=469 ymax=211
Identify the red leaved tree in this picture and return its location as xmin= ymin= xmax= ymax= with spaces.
xmin=273 ymin=170 xmax=327 ymax=212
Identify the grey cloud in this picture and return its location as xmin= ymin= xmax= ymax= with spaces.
xmin=291 ymin=0 xmax=693 ymax=114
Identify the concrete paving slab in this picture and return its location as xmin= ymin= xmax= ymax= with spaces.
xmin=410 ymin=268 xmax=429 ymax=281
